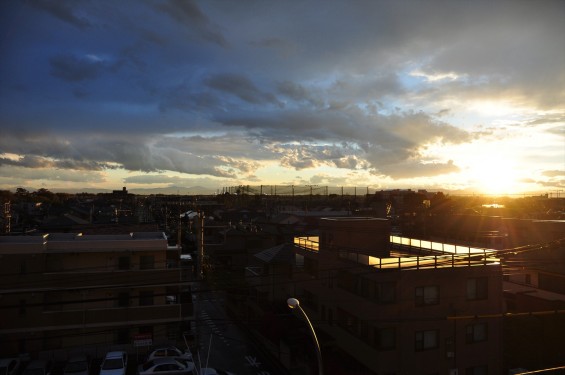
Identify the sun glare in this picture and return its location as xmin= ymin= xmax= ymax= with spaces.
xmin=467 ymin=157 xmax=521 ymax=195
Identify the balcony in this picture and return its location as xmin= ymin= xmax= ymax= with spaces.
xmin=1 ymin=268 xmax=186 ymax=294
xmin=294 ymin=236 xmax=319 ymax=252
xmin=1 ymin=303 xmax=194 ymax=333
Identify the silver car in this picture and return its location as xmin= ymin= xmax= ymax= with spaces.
xmin=137 ymin=358 xmax=195 ymax=375
xmin=146 ymin=347 xmax=192 ymax=363
xmin=22 ymin=360 xmax=53 ymax=375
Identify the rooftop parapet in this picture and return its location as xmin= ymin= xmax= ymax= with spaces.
xmin=294 ymin=235 xmax=499 ymax=270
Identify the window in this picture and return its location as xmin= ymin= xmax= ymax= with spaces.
xmin=140 ymin=255 xmax=155 ymax=270
xmin=467 ymin=278 xmax=488 ymax=300
xmin=118 ymin=256 xmax=130 ymax=270
xmin=303 ymin=290 xmax=319 ymax=311
xmin=19 ymin=300 xmax=27 ymax=316
xmin=139 ymin=326 xmax=153 ymax=335
xmin=356 ymin=277 xmax=370 ymax=297
xmin=376 ymin=282 xmax=396 ymax=303
xmin=337 ymin=308 xmax=358 ymax=335
xmin=415 ymin=286 xmax=439 ymax=306
xmin=118 ymin=292 xmax=130 ymax=307
xmin=359 ymin=320 xmax=369 ymax=342
xmin=116 ymin=329 xmax=129 ymax=344
xmin=295 ymin=254 xmax=304 ymax=269
xmin=152 ymin=348 xmax=167 ymax=358
xmin=415 ymin=330 xmax=439 ymax=351
xmin=304 ymin=257 xmax=318 ymax=278
xmin=328 ymin=271 xmax=335 ymax=288
xmin=465 ymin=365 xmax=488 ymax=375
xmin=466 ymin=322 xmax=487 ymax=343
xmin=374 ymin=327 xmax=396 ymax=350
xmin=139 ymin=291 xmax=154 ymax=306
xmin=338 ymin=270 xmax=356 ymax=293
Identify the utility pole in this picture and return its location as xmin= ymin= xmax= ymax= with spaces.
xmin=195 ymin=212 xmax=205 ymax=280
xmin=3 ymin=201 xmax=11 ymax=234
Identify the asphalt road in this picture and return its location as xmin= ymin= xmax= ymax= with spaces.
xmin=193 ymin=289 xmax=288 ymax=375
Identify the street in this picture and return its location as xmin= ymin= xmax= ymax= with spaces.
xmin=193 ymin=288 xmax=288 ymax=375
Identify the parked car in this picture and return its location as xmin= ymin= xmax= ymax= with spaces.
xmin=100 ymin=352 xmax=128 ymax=375
xmin=199 ymin=369 xmax=235 ymax=375
xmin=146 ymin=347 xmax=192 ymax=362
xmin=0 ymin=358 xmax=21 ymax=375
xmin=22 ymin=360 xmax=53 ymax=375
xmin=64 ymin=354 xmax=90 ymax=375
xmin=137 ymin=358 xmax=195 ymax=375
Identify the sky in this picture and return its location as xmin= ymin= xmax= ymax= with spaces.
xmin=1 ymin=0 xmax=564 ymax=196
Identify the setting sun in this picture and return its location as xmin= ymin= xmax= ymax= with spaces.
xmin=466 ymin=156 xmax=521 ymax=195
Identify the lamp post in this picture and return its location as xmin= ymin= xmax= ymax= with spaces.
xmin=287 ymin=298 xmax=323 ymax=375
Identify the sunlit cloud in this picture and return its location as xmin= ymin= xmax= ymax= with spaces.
xmin=0 ymin=0 xmax=563 ymax=194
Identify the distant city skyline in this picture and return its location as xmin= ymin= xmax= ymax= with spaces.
xmin=1 ymin=1 xmax=564 ymax=195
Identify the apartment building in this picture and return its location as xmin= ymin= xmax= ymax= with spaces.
xmin=0 ymin=232 xmax=194 ymax=358
xmin=290 ymin=217 xmax=504 ymax=375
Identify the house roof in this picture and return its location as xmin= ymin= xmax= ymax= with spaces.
xmin=254 ymin=243 xmax=294 ymax=264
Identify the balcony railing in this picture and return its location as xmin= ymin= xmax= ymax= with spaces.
xmin=2 ymin=303 xmax=194 ymax=332
xmin=293 ymin=235 xmax=499 ymax=270
xmin=294 ymin=236 xmax=319 ymax=252
xmin=389 ymin=235 xmax=496 ymax=255
xmin=337 ymin=249 xmax=498 ymax=270
xmin=1 ymin=268 xmax=185 ymax=294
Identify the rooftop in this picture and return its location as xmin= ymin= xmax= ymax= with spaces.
xmin=294 ymin=235 xmax=500 ymax=270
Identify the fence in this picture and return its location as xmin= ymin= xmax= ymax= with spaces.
xmin=222 ymin=185 xmax=382 ymax=196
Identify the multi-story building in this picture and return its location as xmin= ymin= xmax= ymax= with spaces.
xmin=0 ymin=232 xmax=194 ymax=358
xmin=288 ymin=217 xmax=504 ymax=374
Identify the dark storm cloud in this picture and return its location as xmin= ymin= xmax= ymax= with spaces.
xmin=154 ymin=0 xmax=228 ymax=47
xmin=0 ymin=166 xmax=104 ymax=183
xmin=204 ymin=73 xmax=281 ymax=106
xmin=0 ymin=131 xmax=256 ymax=179
xmin=160 ymin=84 xmax=221 ymax=113
xmin=49 ymin=54 xmax=115 ymax=82
xmin=0 ymin=154 xmax=115 ymax=171
xmin=26 ymin=0 xmax=91 ymax=30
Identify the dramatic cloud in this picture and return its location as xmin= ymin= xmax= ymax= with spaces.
xmin=26 ymin=0 xmax=91 ymax=30
xmin=0 ymin=0 xmax=563 ymax=194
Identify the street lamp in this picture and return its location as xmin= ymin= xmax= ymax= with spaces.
xmin=287 ymin=298 xmax=323 ymax=375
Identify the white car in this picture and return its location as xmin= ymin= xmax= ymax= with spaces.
xmin=146 ymin=347 xmax=192 ymax=363
xmin=137 ymin=358 xmax=195 ymax=375
xmin=22 ymin=360 xmax=53 ymax=375
xmin=64 ymin=354 xmax=90 ymax=375
xmin=0 ymin=358 xmax=21 ymax=375
xmin=100 ymin=351 xmax=128 ymax=375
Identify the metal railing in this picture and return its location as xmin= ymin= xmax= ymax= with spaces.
xmin=293 ymin=235 xmax=499 ymax=270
